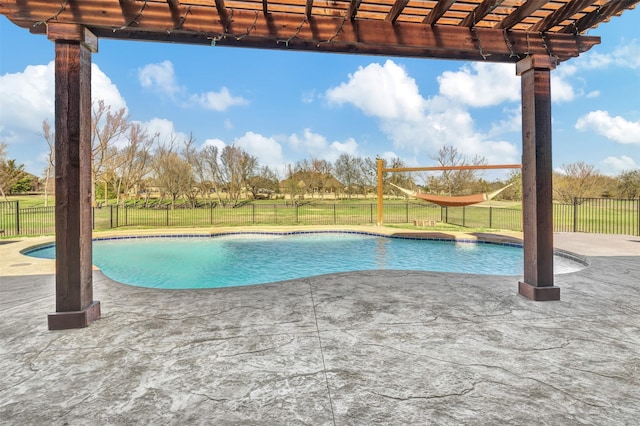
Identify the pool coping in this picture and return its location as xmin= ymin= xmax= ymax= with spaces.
xmin=0 ymin=225 xmax=589 ymax=277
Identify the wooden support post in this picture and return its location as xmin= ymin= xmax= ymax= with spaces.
xmin=377 ymin=158 xmax=384 ymax=226
xmin=47 ymin=24 xmax=101 ymax=329
xmin=516 ymin=55 xmax=560 ymax=301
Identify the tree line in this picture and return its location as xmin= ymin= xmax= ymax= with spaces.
xmin=1 ymin=101 xmax=639 ymax=205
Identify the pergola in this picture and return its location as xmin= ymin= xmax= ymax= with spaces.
xmin=1 ymin=0 xmax=637 ymax=329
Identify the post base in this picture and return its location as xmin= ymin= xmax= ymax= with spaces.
xmin=48 ymin=301 xmax=101 ymax=330
xmin=518 ymin=282 xmax=560 ymax=301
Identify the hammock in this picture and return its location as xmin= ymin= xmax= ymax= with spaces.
xmin=389 ymin=183 xmax=513 ymax=207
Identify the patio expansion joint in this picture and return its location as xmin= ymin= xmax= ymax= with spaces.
xmin=308 ymin=282 xmax=337 ymax=426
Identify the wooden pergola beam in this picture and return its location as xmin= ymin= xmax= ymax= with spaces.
xmin=0 ymin=0 xmax=601 ymax=62
xmin=560 ymin=0 xmax=640 ymax=34
xmin=305 ymin=0 xmax=313 ymax=19
xmin=214 ymin=0 xmax=229 ymax=24
xmin=498 ymin=0 xmax=552 ymax=30
xmin=347 ymin=0 xmax=362 ymax=20
xmin=460 ymin=0 xmax=505 ymax=27
xmin=385 ymin=0 xmax=410 ymax=24
xmin=530 ymin=0 xmax=597 ymax=32
xmin=423 ymin=0 xmax=457 ymax=25
xmin=382 ymin=164 xmax=521 ymax=173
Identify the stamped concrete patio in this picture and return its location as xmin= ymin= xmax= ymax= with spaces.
xmin=1 ymin=231 xmax=639 ymax=425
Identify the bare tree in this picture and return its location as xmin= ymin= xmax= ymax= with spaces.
xmin=112 ymin=122 xmax=154 ymax=205
xmin=311 ymin=158 xmax=333 ymax=198
xmin=553 ymin=162 xmax=605 ymax=203
xmin=283 ymin=163 xmax=304 ymax=201
xmin=334 ymin=154 xmax=363 ymax=199
xmin=153 ymin=143 xmax=194 ymax=209
xmin=219 ymin=145 xmax=257 ymax=206
xmin=293 ymin=159 xmax=313 ymax=196
xmin=42 ymin=120 xmax=55 ymax=207
xmin=200 ymin=144 xmax=226 ymax=206
xmin=428 ymin=145 xmax=487 ymax=195
xmin=361 ymin=157 xmax=381 ymax=197
xmin=181 ymin=133 xmax=203 ymax=207
xmin=91 ymin=100 xmax=129 ymax=206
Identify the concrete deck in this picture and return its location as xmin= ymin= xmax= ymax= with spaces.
xmin=1 ymin=230 xmax=639 ymax=424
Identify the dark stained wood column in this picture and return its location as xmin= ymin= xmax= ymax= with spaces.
xmin=47 ymin=24 xmax=101 ymax=329
xmin=516 ymin=55 xmax=560 ymax=301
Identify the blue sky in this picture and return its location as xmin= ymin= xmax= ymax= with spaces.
xmin=1 ymin=8 xmax=639 ymax=180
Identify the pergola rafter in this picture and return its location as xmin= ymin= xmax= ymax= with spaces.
xmin=3 ymin=0 xmax=637 ymax=63
xmin=1 ymin=0 xmax=637 ymax=328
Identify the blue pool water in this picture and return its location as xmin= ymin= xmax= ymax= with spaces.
xmin=25 ymin=232 xmax=583 ymax=289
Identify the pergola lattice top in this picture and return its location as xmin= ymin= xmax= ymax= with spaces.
xmin=2 ymin=0 xmax=639 ymax=62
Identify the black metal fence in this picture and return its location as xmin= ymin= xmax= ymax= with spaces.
xmin=1 ymin=197 xmax=638 ymax=237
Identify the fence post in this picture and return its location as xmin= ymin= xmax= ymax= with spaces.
xmin=573 ymin=197 xmax=578 ymax=232
xmin=334 ymin=204 xmax=337 ymax=224
xmin=92 ymin=207 xmax=95 ymax=230
xmin=370 ymin=204 xmax=373 ymax=224
xmin=405 ymin=202 xmax=408 ymax=223
xmin=15 ymin=201 xmax=20 ymax=235
xmin=166 ymin=206 xmax=170 ymax=227
xmin=489 ymin=206 xmax=493 ymax=229
xmin=295 ymin=203 xmax=299 ymax=224
xmin=462 ymin=206 xmax=466 ymax=227
xmin=252 ymin=203 xmax=256 ymax=224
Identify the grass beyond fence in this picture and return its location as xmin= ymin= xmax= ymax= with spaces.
xmin=1 ymin=198 xmax=638 ymax=237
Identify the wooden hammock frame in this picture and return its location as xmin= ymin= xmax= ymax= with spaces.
xmin=376 ymin=159 xmax=522 ymax=225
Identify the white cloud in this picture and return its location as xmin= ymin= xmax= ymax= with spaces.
xmin=301 ymin=89 xmax=316 ymax=104
xmin=234 ymin=131 xmax=283 ymax=168
xmin=487 ymin=107 xmax=521 ymax=137
xmin=138 ymin=60 xmax=182 ymax=98
xmin=0 ymin=61 xmax=126 ymax=173
xmin=288 ymin=128 xmax=329 ymax=154
xmin=325 ymin=60 xmax=425 ymax=121
xmin=137 ymin=117 xmax=189 ymax=148
xmin=139 ymin=60 xmax=247 ymax=111
xmin=575 ymin=110 xmax=640 ymax=144
xmin=190 ymin=87 xmax=248 ymax=111
xmin=0 ymin=63 xmax=54 ymax=140
xmin=325 ymin=59 xmax=521 ymax=166
xmin=0 ymin=61 xmax=126 ymax=139
xmin=581 ymin=39 xmax=640 ymax=70
xmin=437 ymin=63 xmax=520 ymax=107
xmin=550 ymin=64 xmax=577 ymax=103
xmin=601 ymin=155 xmax=638 ymax=174
xmin=92 ymin=65 xmax=128 ymax=113
xmin=287 ymin=128 xmax=360 ymax=163
xmin=203 ymin=138 xmax=227 ymax=151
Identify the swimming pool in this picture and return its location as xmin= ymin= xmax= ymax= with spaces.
xmin=25 ymin=232 xmax=586 ymax=289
